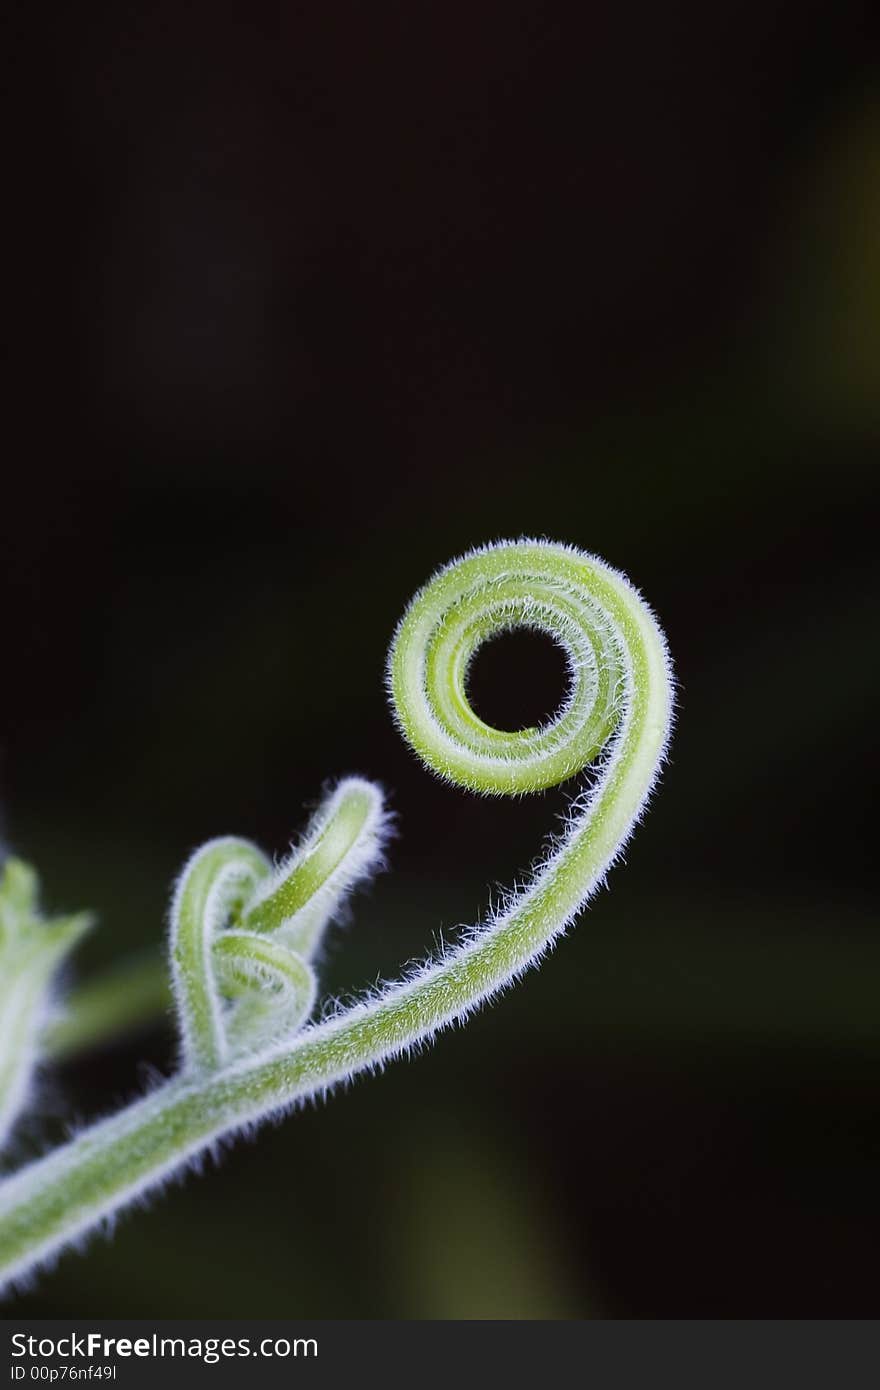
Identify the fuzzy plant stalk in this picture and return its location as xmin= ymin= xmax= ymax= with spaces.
xmin=0 ymin=539 xmax=673 ymax=1291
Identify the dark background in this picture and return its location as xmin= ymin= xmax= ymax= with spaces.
xmin=3 ymin=1 xmax=879 ymax=1316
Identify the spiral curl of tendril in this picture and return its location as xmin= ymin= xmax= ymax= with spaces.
xmin=0 ymin=539 xmax=673 ymax=1291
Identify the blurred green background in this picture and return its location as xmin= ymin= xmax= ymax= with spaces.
xmin=3 ymin=0 xmax=879 ymax=1316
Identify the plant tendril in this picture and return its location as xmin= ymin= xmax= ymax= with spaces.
xmin=0 ymin=539 xmax=673 ymax=1291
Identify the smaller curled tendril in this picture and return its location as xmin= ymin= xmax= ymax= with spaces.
xmin=169 ymin=778 xmax=389 ymax=1073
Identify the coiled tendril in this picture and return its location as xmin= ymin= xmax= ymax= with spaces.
xmin=389 ymin=541 xmax=626 ymax=793
xmin=0 ymin=539 xmax=672 ymax=1292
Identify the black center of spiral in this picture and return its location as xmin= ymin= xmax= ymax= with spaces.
xmin=466 ymin=629 xmax=569 ymax=733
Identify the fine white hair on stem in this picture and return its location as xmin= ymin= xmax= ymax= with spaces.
xmin=0 ymin=538 xmax=673 ymax=1292
xmin=245 ymin=777 xmax=392 ymax=960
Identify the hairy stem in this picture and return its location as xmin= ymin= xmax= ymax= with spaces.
xmin=0 ymin=539 xmax=673 ymax=1290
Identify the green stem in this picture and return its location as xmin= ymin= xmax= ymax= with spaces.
xmin=0 ymin=540 xmax=672 ymax=1289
